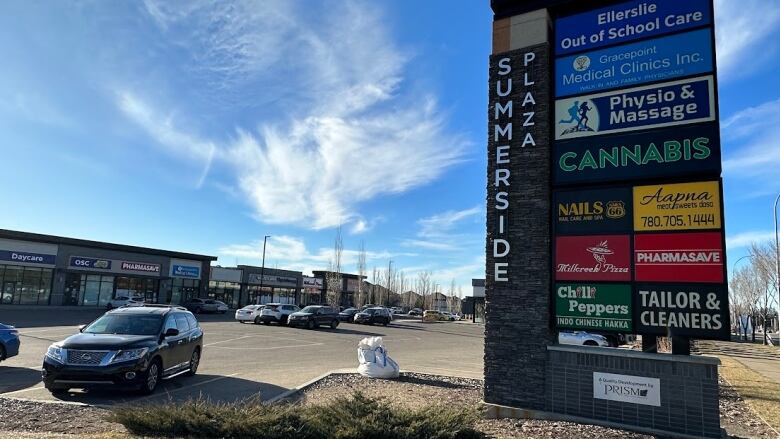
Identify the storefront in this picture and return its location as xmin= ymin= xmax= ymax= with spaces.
xmin=300 ymin=276 xmax=323 ymax=305
xmin=0 ymin=238 xmax=57 ymax=305
xmin=238 ymin=266 xmax=302 ymax=307
xmin=209 ymin=267 xmax=242 ymax=308
xmin=0 ymin=229 xmax=216 ymax=307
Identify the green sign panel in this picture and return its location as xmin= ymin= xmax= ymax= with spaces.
xmin=555 ymin=283 xmax=632 ymax=331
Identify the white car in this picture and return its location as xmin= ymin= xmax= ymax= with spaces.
xmin=235 ymin=305 xmax=265 ymax=324
xmin=259 ymin=303 xmax=300 ymax=325
xmin=106 ymin=295 xmax=144 ymax=310
xmin=558 ymin=331 xmax=610 ymax=347
xmin=214 ymin=300 xmax=229 ymax=313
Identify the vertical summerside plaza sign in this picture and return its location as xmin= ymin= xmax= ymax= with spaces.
xmin=485 ymin=1 xmax=727 ymax=437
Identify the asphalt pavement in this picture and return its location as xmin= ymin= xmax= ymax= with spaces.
xmin=0 ymin=309 xmax=484 ymax=406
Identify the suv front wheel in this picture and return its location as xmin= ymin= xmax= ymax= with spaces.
xmin=140 ymin=359 xmax=161 ymax=395
xmin=186 ymin=349 xmax=200 ymax=376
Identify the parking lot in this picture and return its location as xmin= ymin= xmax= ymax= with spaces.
xmin=0 ymin=309 xmax=484 ymax=406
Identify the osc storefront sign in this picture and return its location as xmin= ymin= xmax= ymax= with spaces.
xmin=634 ymin=283 xmax=729 ymax=339
xmin=554 ymin=187 xmax=631 ymax=235
xmin=554 ymin=76 xmax=715 ymax=140
xmin=555 ymin=283 xmax=632 ymax=331
xmin=554 ymin=123 xmax=721 ymax=185
xmin=69 ymin=256 xmax=112 ymax=270
xmin=593 ymin=372 xmax=661 ymax=407
xmin=634 ymin=180 xmax=721 ymax=231
xmin=555 ymin=0 xmax=711 ymax=55
xmin=556 ymin=29 xmax=713 ymax=97
xmin=0 ymin=250 xmax=56 ymax=266
xmin=555 ymin=235 xmax=630 ymax=281
xmin=634 ymin=232 xmax=723 ymax=283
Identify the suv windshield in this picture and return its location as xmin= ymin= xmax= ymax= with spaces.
xmin=84 ymin=314 xmax=163 ymax=335
xmin=301 ymin=306 xmax=320 ymax=313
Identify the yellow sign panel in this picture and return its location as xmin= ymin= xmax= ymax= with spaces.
xmin=633 ymin=181 xmax=721 ymax=231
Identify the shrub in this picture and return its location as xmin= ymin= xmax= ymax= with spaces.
xmin=110 ymin=392 xmax=485 ymax=439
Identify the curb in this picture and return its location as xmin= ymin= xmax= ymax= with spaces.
xmin=264 ymin=368 xmax=357 ymax=405
xmin=0 ymin=394 xmax=93 ymax=408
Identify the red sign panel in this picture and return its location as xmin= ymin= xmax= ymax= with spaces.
xmin=555 ymin=235 xmax=631 ymax=281
xmin=634 ymin=232 xmax=724 ymax=283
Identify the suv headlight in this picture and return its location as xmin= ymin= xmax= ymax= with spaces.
xmin=46 ymin=344 xmax=64 ymax=363
xmin=110 ymin=348 xmax=148 ymax=364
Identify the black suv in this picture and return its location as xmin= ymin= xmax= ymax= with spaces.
xmin=42 ymin=306 xmax=203 ymax=395
xmin=288 ymin=305 xmax=340 ymax=329
xmin=354 ymin=307 xmax=391 ymax=326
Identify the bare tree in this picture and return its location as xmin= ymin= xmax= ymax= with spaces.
xmin=416 ymin=271 xmax=434 ymax=312
xmin=355 ymin=240 xmax=367 ymax=308
xmin=326 ymin=226 xmax=343 ymax=307
xmin=370 ymin=266 xmax=379 ymax=305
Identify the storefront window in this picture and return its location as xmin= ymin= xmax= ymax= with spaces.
xmin=0 ymin=265 xmax=53 ymax=305
xmin=171 ymin=278 xmax=199 ymax=304
xmin=208 ymin=281 xmax=240 ymax=308
xmin=273 ymin=288 xmax=296 ymax=305
xmin=246 ymin=285 xmax=272 ymax=305
xmin=79 ymin=275 xmax=114 ymax=306
xmin=115 ymin=277 xmax=159 ymax=303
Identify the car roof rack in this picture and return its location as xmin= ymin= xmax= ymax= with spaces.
xmin=141 ymin=304 xmax=188 ymax=311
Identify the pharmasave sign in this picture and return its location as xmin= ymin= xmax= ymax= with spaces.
xmin=554 ymin=123 xmax=721 ymax=185
xmin=554 ymin=76 xmax=715 ymax=140
xmin=634 ymin=180 xmax=721 ymax=231
xmin=634 ymin=283 xmax=729 ymax=339
xmin=634 ymin=232 xmax=723 ymax=283
xmin=556 ymin=28 xmax=713 ymax=97
xmin=554 ymin=187 xmax=631 ymax=235
xmin=120 ymin=261 xmax=160 ymax=275
xmin=555 ymin=283 xmax=632 ymax=331
xmin=555 ymin=235 xmax=630 ymax=281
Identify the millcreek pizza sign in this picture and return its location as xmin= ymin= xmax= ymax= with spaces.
xmin=551 ymin=0 xmax=727 ymax=340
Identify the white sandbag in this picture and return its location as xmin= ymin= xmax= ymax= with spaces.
xmin=357 ymin=336 xmax=400 ymax=379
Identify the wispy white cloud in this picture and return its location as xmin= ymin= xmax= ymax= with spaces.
xmin=402 ymin=206 xmax=483 ymax=252
xmin=727 ymin=231 xmax=775 ymax=249
xmin=715 ymin=0 xmax=780 ymax=80
xmin=217 ymin=235 xmax=412 ymax=275
xmin=122 ymin=0 xmax=468 ymax=229
xmin=418 ymin=206 xmax=482 ymax=238
xmin=400 ymin=239 xmax=457 ymax=251
xmin=722 ymin=98 xmax=780 ymax=177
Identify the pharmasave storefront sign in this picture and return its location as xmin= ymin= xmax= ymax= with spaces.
xmin=555 ymin=0 xmax=711 ymax=55
xmin=555 ymin=283 xmax=632 ymax=331
xmin=555 ymin=235 xmax=630 ymax=281
xmin=120 ymin=261 xmax=160 ymax=275
xmin=554 ymin=187 xmax=631 ymax=235
xmin=593 ymin=372 xmax=661 ymax=407
xmin=634 ymin=283 xmax=729 ymax=339
xmin=68 ymin=256 xmax=160 ymax=275
xmin=556 ymin=28 xmax=713 ymax=97
xmin=634 ymin=232 xmax=723 ymax=283
xmin=554 ymin=123 xmax=721 ymax=185
xmin=633 ymin=180 xmax=721 ymax=231
xmin=554 ymin=76 xmax=715 ymax=141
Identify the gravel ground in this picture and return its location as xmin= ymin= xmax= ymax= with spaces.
xmin=0 ymin=397 xmax=122 ymax=435
xmin=0 ymin=373 xmax=774 ymax=438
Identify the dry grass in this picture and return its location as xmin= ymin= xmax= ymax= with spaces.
xmin=717 ymin=355 xmax=780 ymax=434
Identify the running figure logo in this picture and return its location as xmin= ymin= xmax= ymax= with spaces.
xmin=557 ymin=98 xmax=597 ymax=137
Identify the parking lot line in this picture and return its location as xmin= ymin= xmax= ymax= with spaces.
xmin=203 ymin=335 xmax=254 ymax=346
xmin=211 ymin=342 xmax=323 ymax=351
xmin=1 ymin=383 xmax=45 ymax=396
xmin=132 ymin=373 xmax=241 ymax=404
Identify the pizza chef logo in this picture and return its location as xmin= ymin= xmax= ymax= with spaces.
xmin=587 ymin=240 xmax=614 ymax=268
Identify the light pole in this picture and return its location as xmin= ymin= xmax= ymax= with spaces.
xmin=773 ymin=193 xmax=780 ymax=343
xmin=258 ymin=235 xmax=270 ymax=305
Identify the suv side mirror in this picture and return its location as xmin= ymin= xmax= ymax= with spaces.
xmin=164 ymin=328 xmax=179 ymax=337
xmin=78 ymin=324 xmax=87 ymax=333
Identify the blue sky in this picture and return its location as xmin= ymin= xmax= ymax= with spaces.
xmin=0 ymin=0 xmax=778 ymax=294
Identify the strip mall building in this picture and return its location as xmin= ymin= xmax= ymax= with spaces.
xmin=0 ymin=229 xmax=327 ymax=308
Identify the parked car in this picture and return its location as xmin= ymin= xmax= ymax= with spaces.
xmin=0 ymin=323 xmax=20 ymax=362
xmin=359 ymin=304 xmax=377 ymax=311
xmin=440 ymin=312 xmax=456 ymax=321
xmin=106 ymin=295 xmax=144 ymax=310
xmin=42 ymin=305 xmax=203 ymax=395
xmin=338 ymin=307 xmax=359 ymax=322
xmin=408 ymin=308 xmax=422 ymax=316
xmin=258 ymin=303 xmax=300 ymax=325
xmin=423 ymin=310 xmax=447 ymax=321
xmin=391 ymin=307 xmax=404 ymax=314
xmin=235 ymin=305 xmax=265 ymax=324
xmin=288 ymin=306 xmax=340 ymax=330
xmin=212 ymin=300 xmax=229 ymax=314
xmin=354 ymin=307 xmax=392 ymax=326
xmin=558 ymin=331 xmax=610 ymax=347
